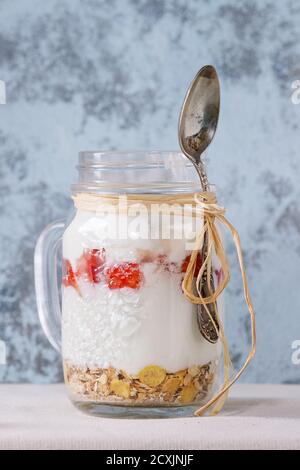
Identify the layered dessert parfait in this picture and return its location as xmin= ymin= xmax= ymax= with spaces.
xmin=62 ymin=206 xmax=222 ymax=407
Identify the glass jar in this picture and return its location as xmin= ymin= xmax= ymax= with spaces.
xmin=35 ymin=151 xmax=223 ymax=418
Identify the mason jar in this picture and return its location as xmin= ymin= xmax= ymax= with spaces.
xmin=34 ymin=151 xmax=223 ymax=418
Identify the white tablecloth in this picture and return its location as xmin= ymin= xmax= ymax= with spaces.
xmin=0 ymin=383 xmax=299 ymax=450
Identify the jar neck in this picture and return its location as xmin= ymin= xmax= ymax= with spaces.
xmin=71 ymin=151 xmax=202 ymax=195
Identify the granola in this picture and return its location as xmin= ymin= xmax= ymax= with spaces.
xmin=64 ymin=361 xmax=216 ymax=406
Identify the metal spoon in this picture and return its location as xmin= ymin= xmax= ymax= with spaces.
xmin=178 ymin=65 xmax=220 ymax=343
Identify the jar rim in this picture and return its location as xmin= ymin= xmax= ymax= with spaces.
xmin=78 ymin=150 xmax=194 ymax=169
xmin=72 ymin=150 xmax=204 ymax=195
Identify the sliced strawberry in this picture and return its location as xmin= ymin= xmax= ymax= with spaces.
xmin=155 ymin=254 xmax=169 ymax=270
xmin=155 ymin=254 xmax=181 ymax=273
xmin=62 ymin=259 xmax=80 ymax=293
xmin=76 ymin=248 xmax=106 ymax=283
xmin=181 ymin=253 xmax=202 ymax=277
xmin=105 ymin=262 xmax=143 ymax=290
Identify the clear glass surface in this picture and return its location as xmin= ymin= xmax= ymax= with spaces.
xmin=35 ymin=151 xmax=222 ymax=418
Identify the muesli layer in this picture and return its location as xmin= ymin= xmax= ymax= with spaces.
xmin=64 ymin=360 xmax=216 ymax=406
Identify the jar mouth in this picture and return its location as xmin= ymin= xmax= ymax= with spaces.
xmin=78 ymin=150 xmax=194 ymax=169
xmin=72 ymin=150 xmax=202 ymax=195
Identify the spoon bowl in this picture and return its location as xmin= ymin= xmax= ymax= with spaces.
xmin=178 ymin=65 xmax=220 ymax=186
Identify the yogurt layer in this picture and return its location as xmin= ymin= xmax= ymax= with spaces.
xmin=62 ymin=208 xmax=221 ymax=374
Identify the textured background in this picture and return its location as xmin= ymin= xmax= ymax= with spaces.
xmin=0 ymin=0 xmax=300 ymax=383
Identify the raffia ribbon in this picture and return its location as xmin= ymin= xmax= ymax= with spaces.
xmin=181 ymin=192 xmax=256 ymax=416
xmin=73 ymin=192 xmax=256 ymax=416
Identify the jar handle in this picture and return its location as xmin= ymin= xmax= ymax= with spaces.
xmin=34 ymin=220 xmax=65 ymax=352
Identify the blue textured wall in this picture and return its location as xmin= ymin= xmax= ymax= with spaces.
xmin=0 ymin=0 xmax=300 ymax=383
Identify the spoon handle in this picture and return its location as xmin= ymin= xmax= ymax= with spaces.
xmin=196 ymin=160 xmax=220 ymax=343
xmin=195 ymin=160 xmax=209 ymax=191
xmin=197 ymin=233 xmax=220 ymax=343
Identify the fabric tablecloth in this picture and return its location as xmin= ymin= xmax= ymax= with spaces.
xmin=0 ymin=383 xmax=299 ymax=450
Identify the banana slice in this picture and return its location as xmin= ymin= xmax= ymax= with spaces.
xmin=138 ymin=365 xmax=166 ymax=387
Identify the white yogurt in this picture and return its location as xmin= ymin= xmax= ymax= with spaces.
xmin=62 ymin=208 xmax=221 ymax=374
